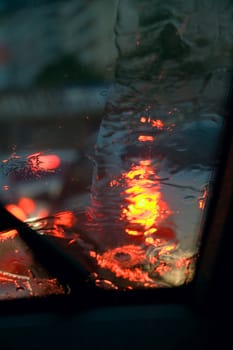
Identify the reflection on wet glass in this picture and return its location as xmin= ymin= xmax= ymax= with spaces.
xmin=0 ymin=229 xmax=64 ymax=300
xmin=0 ymin=0 xmax=232 ymax=293
xmin=81 ymin=0 xmax=229 ymax=288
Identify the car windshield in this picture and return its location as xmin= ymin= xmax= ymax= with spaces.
xmin=0 ymin=0 xmax=232 ymax=299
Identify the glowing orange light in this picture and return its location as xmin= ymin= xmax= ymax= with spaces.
xmin=110 ymin=179 xmax=120 ymax=187
xmin=121 ymin=160 xmax=171 ymax=238
xmin=95 ymin=278 xmax=119 ymax=289
xmin=90 ymin=250 xmax=97 ymax=258
xmin=140 ymin=116 xmax=164 ymax=130
xmin=39 ymin=154 xmax=60 ymax=170
xmin=151 ymin=119 xmax=164 ymax=129
xmin=5 ymin=204 xmax=27 ymax=221
xmin=138 ymin=135 xmax=154 ymax=142
xmin=68 ymin=239 xmax=76 ymax=246
xmin=0 ymin=275 xmax=14 ymax=283
xmin=38 ymin=211 xmax=76 ymax=239
xmin=145 ymin=237 xmax=155 ymax=244
xmin=154 ymin=263 xmax=171 ymax=275
xmin=93 ymin=245 xmax=156 ymax=286
xmin=27 ymin=153 xmax=60 ymax=172
xmin=18 ymin=197 xmax=36 ymax=215
xmin=140 ymin=160 xmax=151 ymax=166
xmin=199 ymin=202 xmax=204 ymax=209
xmin=199 ymin=187 xmax=207 ymax=210
xmin=54 ymin=211 xmax=75 ymax=228
xmin=140 ymin=116 xmax=147 ymax=123
xmin=0 ymin=229 xmax=18 ymax=242
xmin=175 ymin=257 xmax=191 ymax=269
xmin=158 ymin=242 xmax=178 ymax=256
xmin=125 ymin=229 xmax=143 ymax=236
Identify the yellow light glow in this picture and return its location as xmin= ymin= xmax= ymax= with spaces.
xmin=121 ymin=160 xmax=171 ymax=237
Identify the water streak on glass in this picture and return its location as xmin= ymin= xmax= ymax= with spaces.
xmin=82 ymin=0 xmax=230 ymax=288
xmin=0 ymin=0 xmax=232 ymax=292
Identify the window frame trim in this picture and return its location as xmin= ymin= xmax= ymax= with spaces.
xmin=0 ymin=85 xmax=233 ymax=316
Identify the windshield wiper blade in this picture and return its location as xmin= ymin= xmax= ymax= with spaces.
xmin=0 ymin=204 xmax=94 ymax=293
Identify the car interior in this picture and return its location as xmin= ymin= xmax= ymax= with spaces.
xmin=0 ymin=1 xmax=233 ymax=349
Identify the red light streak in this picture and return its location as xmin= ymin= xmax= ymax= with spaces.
xmin=27 ymin=153 xmax=60 ymax=172
xmin=92 ymin=245 xmax=156 ymax=286
xmin=39 ymin=154 xmax=60 ymax=171
xmin=0 ymin=229 xmax=18 ymax=242
xmin=138 ymin=135 xmax=154 ymax=142
xmin=35 ymin=211 xmax=76 ymax=239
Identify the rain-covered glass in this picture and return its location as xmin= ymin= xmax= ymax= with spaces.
xmin=0 ymin=0 xmax=232 ymax=296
